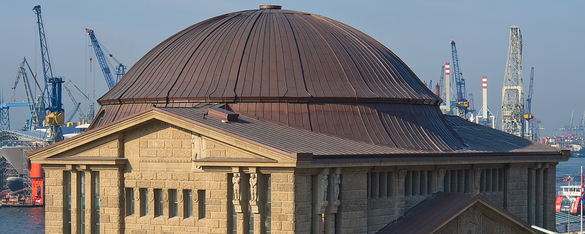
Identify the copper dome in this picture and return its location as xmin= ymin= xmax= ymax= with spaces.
xmin=93 ymin=6 xmax=465 ymax=152
xmin=99 ymin=7 xmax=439 ymax=105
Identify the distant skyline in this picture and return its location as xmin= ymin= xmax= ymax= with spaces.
xmin=1 ymin=0 xmax=584 ymax=137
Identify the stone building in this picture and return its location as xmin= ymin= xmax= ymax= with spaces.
xmin=30 ymin=5 xmax=568 ymax=234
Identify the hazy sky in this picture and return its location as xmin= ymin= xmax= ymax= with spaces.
xmin=1 ymin=0 xmax=584 ymax=137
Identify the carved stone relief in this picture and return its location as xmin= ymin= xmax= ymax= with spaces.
xmin=329 ymin=168 xmax=341 ymax=213
xmin=249 ymin=173 xmax=259 ymax=213
xmin=232 ymin=173 xmax=241 ymax=202
xmin=458 ymin=206 xmax=482 ymax=234
xmin=191 ymin=132 xmax=203 ymax=172
xmin=232 ymin=172 xmax=242 ymax=213
xmin=317 ymin=168 xmax=329 ymax=214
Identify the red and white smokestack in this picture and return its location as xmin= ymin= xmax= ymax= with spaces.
xmin=482 ymin=76 xmax=488 ymax=119
xmin=445 ymin=62 xmax=451 ymax=112
xmin=445 ymin=63 xmax=450 ymax=76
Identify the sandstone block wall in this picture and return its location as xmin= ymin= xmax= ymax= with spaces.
xmin=43 ymin=168 xmax=66 ymax=234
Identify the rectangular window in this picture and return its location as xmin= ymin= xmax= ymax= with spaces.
xmin=79 ymin=172 xmax=86 ymax=234
xmin=405 ymin=171 xmax=412 ymax=196
xmin=264 ymin=175 xmax=271 ymax=234
xmin=198 ymin=190 xmax=206 ymax=219
xmin=94 ymin=171 xmax=100 ymax=234
xmin=140 ymin=188 xmax=148 ymax=216
xmin=387 ymin=172 xmax=394 ymax=196
xmin=184 ymin=190 xmax=193 ymax=218
xmin=154 ymin=189 xmax=163 ymax=217
xmin=169 ymin=189 xmax=178 ymax=217
xmin=126 ymin=188 xmax=134 ymax=216
xmin=65 ymin=171 xmax=72 ymax=234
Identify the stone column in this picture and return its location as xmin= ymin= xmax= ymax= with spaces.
xmin=85 ymin=169 xmax=93 ymax=234
xmin=395 ymin=170 xmax=407 ymax=217
xmin=70 ymin=168 xmax=79 ymax=234
xmin=231 ymin=168 xmax=246 ymax=234
xmin=325 ymin=168 xmax=341 ymax=234
xmin=543 ymin=164 xmax=556 ymax=230
xmin=473 ymin=168 xmax=481 ymax=193
xmin=435 ymin=169 xmax=446 ymax=193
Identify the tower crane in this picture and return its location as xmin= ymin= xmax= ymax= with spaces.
xmin=34 ymin=5 xmax=64 ymax=143
xmin=12 ymin=58 xmax=46 ymax=130
xmin=86 ymin=28 xmax=126 ymax=89
xmin=450 ymin=40 xmax=469 ymax=118
xmin=524 ymin=67 xmax=535 ymax=140
xmin=64 ymin=82 xmax=87 ymax=125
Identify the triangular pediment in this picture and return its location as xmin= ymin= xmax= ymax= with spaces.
xmin=376 ymin=193 xmax=539 ymax=234
xmin=29 ymin=109 xmax=296 ymax=168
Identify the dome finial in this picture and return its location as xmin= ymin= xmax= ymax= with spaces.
xmin=259 ymin=5 xmax=281 ymax=9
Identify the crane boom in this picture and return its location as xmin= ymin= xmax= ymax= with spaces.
xmin=86 ymin=28 xmax=125 ymax=89
xmin=66 ymin=103 xmax=81 ymax=123
xmin=33 ymin=5 xmax=64 ymax=143
xmin=525 ymin=67 xmax=534 ymax=118
xmin=12 ymin=58 xmax=45 ymax=129
xmin=64 ymin=83 xmax=86 ymax=124
xmin=450 ymin=40 xmax=469 ymax=118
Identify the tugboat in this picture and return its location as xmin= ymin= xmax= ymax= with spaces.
xmin=556 ymin=176 xmax=584 ymax=214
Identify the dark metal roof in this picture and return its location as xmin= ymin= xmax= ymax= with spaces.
xmin=445 ymin=116 xmax=557 ymax=153
xmin=98 ymin=7 xmax=438 ymax=105
xmin=375 ymin=193 xmax=538 ymax=234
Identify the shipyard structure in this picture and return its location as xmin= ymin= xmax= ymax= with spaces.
xmin=30 ymin=6 xmax=568 ymax=234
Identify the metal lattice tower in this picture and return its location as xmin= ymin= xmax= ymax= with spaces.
xmin=501 ymin=26 xmax=524 ymax=137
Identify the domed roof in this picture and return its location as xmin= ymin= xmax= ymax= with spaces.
xmin=92 ymin=6 xmax=465 ymax=152
xmin=99 ymin=6 xmax=439 ymax=105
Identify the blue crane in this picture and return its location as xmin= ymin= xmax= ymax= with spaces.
xmin=65 ymin=103 xmax=81 ymax=124
xmin=524 ymin=67 xmax=535 ymax=140
xmin=33 ymin=5 xmax=64 ymax=143
xmin=12 ymin=58 xmax=46 ymax=130
xmin=86 ymin=28 xmax=126 ymax=89
xmin=64 ymin=81 xmax=87 ymax=125
xmin=450 ymin=40 xmax=469 ymax=118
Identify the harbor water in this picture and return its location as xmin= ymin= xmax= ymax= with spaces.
xmin=0 ymin=206 xmax=44 ymax=233
xmin=0 ymin=156 xmax=583 ymax=233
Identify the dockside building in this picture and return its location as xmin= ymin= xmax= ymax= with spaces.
xmin=30 ymin=5 xmax=568 ymax=234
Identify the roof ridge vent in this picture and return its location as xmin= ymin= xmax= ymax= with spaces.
xmin=259 ymin=5 xmax=281 ymax=9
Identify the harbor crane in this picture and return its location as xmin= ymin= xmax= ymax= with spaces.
xmin=64 ymin=81 xmax=87 ymax=125
xmin=34 ymin=5 xmax=64 ymax=143
xmin=86 ymin=28 xmax=126 ymax=89
xmin=524 ymin=67 xmax=535 ymax=140
xmin=450 ymin=40 xmax=469 ymax=118
xmin=12 ymin=58 xmax=46 ymax=130
xmin=501 ymin=26 xmax=524 ymax=137
xmin=69 ymin=81 xmax=94 ymax=123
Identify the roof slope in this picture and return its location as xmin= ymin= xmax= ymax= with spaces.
xmin=375 ymin=193 xmax=538 ymax=234
xmin=99 ymin=7 xmax=438 ymax=105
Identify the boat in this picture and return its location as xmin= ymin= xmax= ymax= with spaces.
xmin=556 ymin=176 xmax=584 ymax=214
